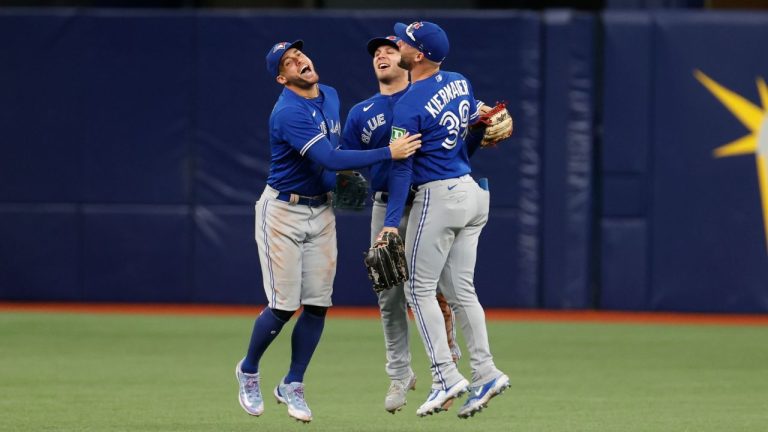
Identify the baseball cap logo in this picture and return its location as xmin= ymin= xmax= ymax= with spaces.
xmin=272 ymin=42 xmax=289 ymax=53
xmin=405 ymin=21 xmax=423 ymax=42
xmin=386 ymin=35 xmax=397 ymax=41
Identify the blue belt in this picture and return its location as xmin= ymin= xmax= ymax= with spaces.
xmin=275 ymin=192 xmax=329 ymax=207
xmin=374 ymin=190 xmax=416 ymax=205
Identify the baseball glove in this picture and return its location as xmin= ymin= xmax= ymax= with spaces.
xmin=476 ymin=102 xmax=513 ymax=147
xmin=332 ymin=171 xmax=369 ymax=211
xmin=436 ymin=292 xmax=461 ymax=363
xmin=364 ymin=231 xmax=409 ymax=293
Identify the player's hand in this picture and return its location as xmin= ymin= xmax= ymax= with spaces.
xmin=375 ymin=227 xmax=399 ymax=246
xmin=388 ymin=133 xmax=421 ymax=160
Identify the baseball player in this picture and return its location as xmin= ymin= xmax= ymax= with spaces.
xmin=235 ymin=40 xmax=421 ymax=423
xmin=377 ymin=22 xmax=510 ymax=418
xmin=341 ymin=35 xmax=488 ymax=414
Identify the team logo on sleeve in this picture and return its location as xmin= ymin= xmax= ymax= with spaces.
xmin=390 ymin=126 xmax=406 ymax=143
xmin=329 ymin=119 xmax=341 ymax=135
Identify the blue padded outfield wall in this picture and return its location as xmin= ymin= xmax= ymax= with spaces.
xmin=0 ymin=9 xmax=543 ymax=307
xmin=600 ymin=11 xmax=768 ymax=312
xmin=1 ymin=9 xmax=767 ymax=312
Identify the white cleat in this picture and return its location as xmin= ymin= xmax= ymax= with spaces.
xmin=274 ymin=381 xmax=313 ymax=423
xmin=235 ymin=359 xmax=264 ymax=416
xmin=416 ymin=378 xmax=469 ymax=417
xmin=385 ymin=372 xmax=417 ymax=413
xmin=457 ymin=373 xmax=510 ymax=419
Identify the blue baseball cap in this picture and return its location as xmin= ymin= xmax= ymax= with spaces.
xmin=265 ymin=40 xmax=303 ymax=78
xmin=393 ymin=21 xmax=449 ymax=63
xmin=366 ymin=35 xmax=401 ymax=56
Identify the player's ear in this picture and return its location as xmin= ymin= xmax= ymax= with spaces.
xmin=276 ymin=75 xmax=287 ymax=85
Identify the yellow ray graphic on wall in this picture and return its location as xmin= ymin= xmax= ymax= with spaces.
xmin=694 ymin=70 xmax=768 ymax=252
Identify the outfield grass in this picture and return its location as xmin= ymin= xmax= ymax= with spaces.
xmin=1 ymin=311 xmax=767 ymax=431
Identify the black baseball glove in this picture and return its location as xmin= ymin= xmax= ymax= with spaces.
xmin=364 ymin=231 xmax=409 ymax=293
xmin=332 ymin=171 xmax=369 ymax=211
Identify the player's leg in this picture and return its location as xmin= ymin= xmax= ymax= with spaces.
xmin=437 ymin=182 xmax=509 ymax=418
xmin=405 ymin=186 xmax=469 ymax=416
xmin=372 ymin=201 xmax=413 ymax=381
xmin=437 ymin=221 xmax=499 ymax=384
xmin=274 ymin=305 xmax=325 ymax=423
xmin=237 ymin=197 xmax=305 ymax=417
xmin=272 ymin=203 xmax=336 ymax=423
xmin=285 ymin=304 xmax=327 ymax=385
xmin=249 ymin=198 xmax=306 ymax=367
xmin=372 ymin=200 xmax=416 ymax=412
xmin=290 ymin=205 xmax=336 ymax=382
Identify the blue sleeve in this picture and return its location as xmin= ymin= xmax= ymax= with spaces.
xmin=306 ymin=141 xmax=390 ymax=171
xmin=277 ymin=107 xmax=390 ymax=170
xmin=466 ymin=126 xmax=483 ymax=158
xmin=383 ymin=101 xmax=419 ymax=227
xmin=466 ymin=97 xmax=484 ymax=157
xmin=276 ymin=106 xmax=328 ymax=155
xmin=467 ymin=84 xmax=480 ymax=124
xmin=340 ymin=108 xmax=362 ymax=150
xmin=384 ymin=158 xmax=413 ymax=227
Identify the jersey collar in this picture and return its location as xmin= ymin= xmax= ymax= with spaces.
xmin=282 ymin=84 xmax=325 ymax=103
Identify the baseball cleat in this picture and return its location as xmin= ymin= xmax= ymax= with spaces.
xmin=457 ymin=373 xmax=510 ymax=419
xmin=235 ymin=359 xmax=264 ymax=416
xmin=415 ymin=378 xmax=469 ymax=417
xmin=274 ymin=380 xmax=312 ymax=423
xmin=385 ymin=372 xmax=417 ymax=413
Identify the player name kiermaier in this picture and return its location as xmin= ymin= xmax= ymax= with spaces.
xmin=424 ymin=79 xmax=470 ymax=118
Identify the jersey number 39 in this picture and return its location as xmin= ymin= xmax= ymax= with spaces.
xmin=439 ymin=100 xmax=471 ymax=150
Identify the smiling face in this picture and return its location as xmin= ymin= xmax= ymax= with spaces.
xmin=372 ymin=45 xmax=407 ymax=85
xmin=276 ymin=48 xmax=319 ymax=88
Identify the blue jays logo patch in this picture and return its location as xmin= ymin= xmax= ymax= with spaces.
xmin=405 ymin=22 xmax=423 ymax=41
xmin=272 ymin=42 xmax=289 ymax=53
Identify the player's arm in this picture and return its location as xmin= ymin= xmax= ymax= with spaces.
xmin=277 ymin=107 xmax=420 ymax=171
xmin=382 ymin=102 xmax=419 ymax=229
xmin=383 ymin=156 xmax=413 ymax=229
xmin=306 ymin=133 xmax=420 ymax=171
xmin=467 ymin=130 xmax=483 ymax=158
xmin=309 ymin=140 xmax=386 ymax=170
xmin=468 ymin=90 xmax=481 ymax=125
xmin=467 ymin=82 xmax=513 ymax=148
xmin=467 ymin=99 xmax=490 ymax=158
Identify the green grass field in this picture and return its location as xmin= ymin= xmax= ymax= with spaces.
xmin=1 ymin=311 xmax=767 ymax=431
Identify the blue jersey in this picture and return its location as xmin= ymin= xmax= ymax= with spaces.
xmin=385 ymin=70 xmax=480 ymax=227
xmin=268 ymin=84 xmax=391 ymax=196
xmin=342 ymin=83 xmax=484 ymax=194
xmin=340 ymin=86 xmax=409 ymax=192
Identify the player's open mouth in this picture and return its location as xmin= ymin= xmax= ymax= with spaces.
xmin=377 ymin=63 xmax=390 ymax=70
xmin=300 ymin=65 xmax=312 ymax=75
